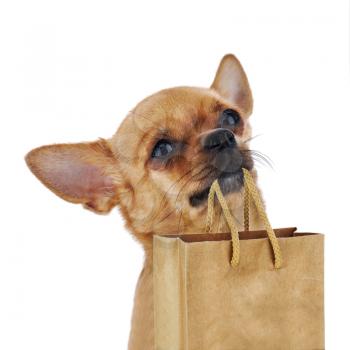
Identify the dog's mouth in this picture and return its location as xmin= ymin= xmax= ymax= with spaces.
xmin=189 ymin=169 xmax=244 ymax=207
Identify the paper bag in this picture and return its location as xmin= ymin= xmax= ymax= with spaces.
xmin=153 ymin=169 xmax=324 ymax=350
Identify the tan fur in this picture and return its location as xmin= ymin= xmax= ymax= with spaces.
xmin=26 ymin=54 xmax=263 ymax=349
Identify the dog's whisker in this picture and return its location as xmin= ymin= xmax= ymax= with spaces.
xmin=250 ymin=155 xmax=273 ymax=169
xmin=152 ymin=165 xmax=212 ymax=225
xmin=242 ymin=149 xmax=274 ymax=169
xmin=155 ymin=166 xmax=216 ymax=226
xmin=251 ymin=154 xmax=273 ymax=169
xmin=243 ymin=134 xmax=263 ymax=144
xmin=157 ymin=165 xmax=206 ymax=210
xmin=249 ymin=149 xmax=274 ymax=163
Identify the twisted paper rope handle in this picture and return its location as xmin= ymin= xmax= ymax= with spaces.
xmin=244 ymin=183 xmax=250 ymax=232
xmin=205 ymin=168 xmax=283 ymax=269
xmin=205 ymin=179 xmax=241 ymax=266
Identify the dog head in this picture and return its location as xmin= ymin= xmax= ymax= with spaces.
xmin=26 ymin=54 xmax=255 ymax=247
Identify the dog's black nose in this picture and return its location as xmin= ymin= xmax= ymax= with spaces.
xmin=202 ymin=128 xmax=236 ymax=152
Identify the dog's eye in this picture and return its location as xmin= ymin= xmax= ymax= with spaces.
xmin=220 ymin=109 xmax=240 ymax=127
xmin=151 ymin=139 xmax=174 ymax=158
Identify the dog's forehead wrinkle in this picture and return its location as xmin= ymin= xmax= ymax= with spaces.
xmin=133 ymin=86 xmax=219 ymax=118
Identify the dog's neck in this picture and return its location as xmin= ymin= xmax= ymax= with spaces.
xmin=128 ymin=255 xmax=154 ymax=350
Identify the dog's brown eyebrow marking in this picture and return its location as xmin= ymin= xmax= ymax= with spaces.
xmin=191 ymin=115 xmax=204 ymax=131
xmin=153 ymin=129 xmax=173 ymax=141
xmin=210 ymin=101 xmax=224 ymax=113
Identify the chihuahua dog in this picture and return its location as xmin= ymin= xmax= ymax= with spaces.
xmin=26 ymin=54 xmax=262 ymax=349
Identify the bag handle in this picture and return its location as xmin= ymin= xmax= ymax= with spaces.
xmin=244 ymin=182 xmax=250 ymax=231
xmin=205 ymin=168 xmax=283 ymax=269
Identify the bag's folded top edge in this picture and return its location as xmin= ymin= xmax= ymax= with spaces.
xmin=155 ymin=227 xmax=324 ymax=243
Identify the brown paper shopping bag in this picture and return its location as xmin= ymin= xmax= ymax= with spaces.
xmin=153 ymin=169 xmax=324 ymax=350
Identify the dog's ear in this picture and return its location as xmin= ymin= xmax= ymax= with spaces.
xmin=211 ymin=54 xmax=253 ymax=116
xmin=25 ymin=139 xmax=121 ymax=214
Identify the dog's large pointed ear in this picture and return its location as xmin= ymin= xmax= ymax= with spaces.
xmin=211 ymin=54 xmax=253 ymax=116
xmin=25 ymin=139 xmax=121 ymax=214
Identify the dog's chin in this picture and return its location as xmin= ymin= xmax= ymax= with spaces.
xmin=189 ymin=169 xmax=244 ymax=207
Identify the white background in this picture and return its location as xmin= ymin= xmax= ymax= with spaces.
xmin=0 ymin=0 xmax=349 ymax=349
